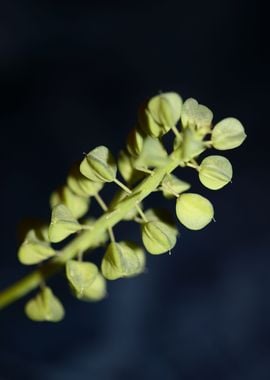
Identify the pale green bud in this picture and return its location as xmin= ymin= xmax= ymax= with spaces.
xmin=118 ymin=150 xmax=143 ymax=184
xmin=101 ymin=241 xmax=145 ymax=280
xmin=176 ymin=193 xmax=214 ymax=230
xmin=49 ymin=204 xmax=82 ymax=243
xmin=148 ymin=92 xmax=182 ymax=131
xmin=181 ymin=98 xmax=213 ymax=135
xmin=25 ymin=287 xmax=65 ymax=322
xmin=141 ymin=220 xmax=177 ymax=255
xmin=126 ymin=127 xmax=145 ymax=156
xmin=181 ymin=98 xmax=198 ymax=128
xmin=18 ymin=229 xmax=55 ymax=265
xmin=78 ymin=272 xmax=107 ymax=301
xmin=134 ymin=136 xmax=168 ymax=169
xmin=66 ymin=260 xmax=98 ymax=297
xmin=67 ymin=165 xmax=103 ymax=197
xmin=212 ymin=117 xmax=246 ymax=150
xmin=80 ymin=146 xmax=117 ymax=182
xmin=161 ymin=174 xmax=191 ymax=198
xmin=138 ymin=106 xmax=162 ymax=137
xmin=199 ymin=155 xmax=233 ymax=190
xmin=50 ymin=186 xmax=89 ymax=219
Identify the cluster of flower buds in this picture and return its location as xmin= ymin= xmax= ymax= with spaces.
xmin=18 ymin=91 xmax=246 ymax=322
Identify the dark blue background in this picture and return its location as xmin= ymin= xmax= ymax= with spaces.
xmin=0 ymin=1 xmax=269 ymax=379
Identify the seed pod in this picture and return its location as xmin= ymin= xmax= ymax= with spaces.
xmin=77 ymin=273 xmax=107 ymax=301
xmin=66 ymin=260 xmax=98 ymax=296
xmin=126 ymin=127 xmax=145 ymax=157
xmin=138 ymin=102 xmax=163 ymax=138
xmin=148 ymin=92 xmax=182 ymax=132
xmin=212 ymin=117 xmax=247 ymax=150
xmin=67 ymin=165 xmax=103 ymax=197
xmin=134 ymin=136 xmax=168 ymax=169
xmin=199 ymin=155 xmax=233 ymax=190
xmin=49 ymin=204 xmax=82 ymax=243
xmin=101 ymin=241 xmax=145 ymax=280
xmin=50 ymin=186 xmax=89 ymax=219
xmin=80 ymin=146 xmax=117 ymax=182
xmin=161 ymin=174 xmax=191 ymax=198
xmin=118 ymin=150 xmax=143 ymax=185
xmin=181 ymin=98 xmax=198 ymax=128
xmin=181 ymin=98 xmax=213 ymax=134
xmin=25 ymin=287 xmax=65 ymax=322
xmin=176 ymin=193 xmax=214 ymax=230
xmin=195 ymin=104 xmax=213 ymax=135
xmin=18 ymin=229 xmax=55 ymax=265
xmin=141 ymin=219 xmax=178 ymax=255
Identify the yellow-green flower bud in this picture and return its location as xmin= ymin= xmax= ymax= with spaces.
xmin=50 ymin=186 xmax=89 ymax=219
xmin=181 ymin=98 xmax=213 ymax=135
xmin=67 ymin=165 xmax=103 ymax=197
xmin=141 ymin=220 xmax=177 ymax=255
xmin=18 ymin=229 xmax=55 ymax=265
xmin=126 ymin=127 xmax=145 ymax=157
xmin=134 ymin=136 xmax=168 ymax=169
xmin=212 ymin=117 xmax=246 ymax=150
xmin=199 ymin=155 xmax=233 ymax=190
xmin=118 ymin=150 xmax=143 ymax=184
xmin=176 ymin=193 xmax=214 ymax=230
xmin=148 ymin=92 xmax=182 ymax=131
xmin=80 ymin=146 xmax=117 ymax=182
xmin=66 ymin=260 xmax=98 ymax=297
xmin=78 ymin=272 xmax=107 ymax=301
xmin=49 ymin=204 xmax=82 ymax=243
xmin=25 ymin=287 xmax=65 ymax=322
xmin=161 ymin=174 xmax=191 ymax=198
xmin=101 ymin=241 xmax=145 ymax=280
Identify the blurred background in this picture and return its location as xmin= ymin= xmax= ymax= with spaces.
xmin=0 ymin=0 xmax=269 ymax=379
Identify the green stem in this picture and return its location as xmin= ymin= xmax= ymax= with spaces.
xmin=0 ymin=153 xmax=180 ymax=310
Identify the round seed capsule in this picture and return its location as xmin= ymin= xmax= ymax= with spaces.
xmin=199 ymin=155 xmax=233 ymax=190
xmin=18 ymin=229 xmax=55 ymax=265
xmin=176 ymin=193 xmax=214 ymax=230
xmin=49 ymin=204 xmax=82 ymax=243
xmin=101 ymin=241 xmax=145 ymax=280
xmin=141 ymin=220 xmax=177 ymax=255
xmin=161 ymin=174 xmax=191 ymax=198
xmin=25 ymin=287 xmax=65 ymax=322
xmin=212 ymin=117 xmax=246 ymax=150
xmin=50 ymin=186 xmax=89 ymax=219
xmin=126 ymin=127 xmax=145 ymax=157
xmin=78 ymin=273 xmax=107 ymax=302
xmin=66 ymin=260 xmax=98 ymax=296
xmin=67 ymin=165 xmax=103 ymax=197
xmin=80 ymin=146 xmax=117 ymax=182
xmin=148 ymin=92 xmax=182 ymax=131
